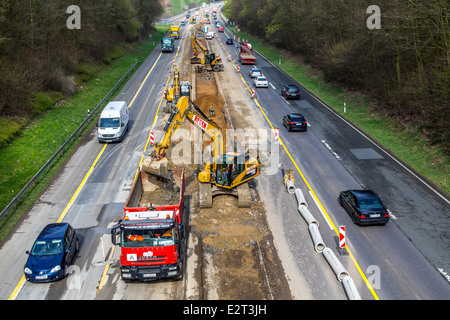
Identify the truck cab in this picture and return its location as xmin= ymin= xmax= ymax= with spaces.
xmin=161 ymin=37 xmax=175 ymax=52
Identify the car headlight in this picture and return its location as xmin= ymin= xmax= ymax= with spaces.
xmin=24 ymin=267 xmax=32 ymax=275
xmin=50 ymin=265 xmax=61 ymax=273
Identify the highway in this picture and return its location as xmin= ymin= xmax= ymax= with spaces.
xmin=0 ymin=4 xmax=449 ymax=301
xmin=211 ymin=10 xmax=450 ymax=299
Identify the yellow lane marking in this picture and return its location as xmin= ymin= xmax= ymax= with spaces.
xmin=224 ymin=44 xmax=380 ymax=299
xmin=97 ymin=29 xmax=185 ymax=297
xmin=9 ymin=49 xmax=165 ymax=301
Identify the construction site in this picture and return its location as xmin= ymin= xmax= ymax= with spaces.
xmin=144 ymin=21 xmax=293 ymax=299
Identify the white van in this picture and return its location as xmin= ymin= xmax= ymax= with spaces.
xmin=97 ymin=101 xmax=129 ymax=143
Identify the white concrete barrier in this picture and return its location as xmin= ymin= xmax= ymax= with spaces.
xmin=308 ymin=223 xmax=326 ymax=252
xmin=322 ymin=247 xmax=349 ymax=282
xmin=342 ymin=275 xmax=362 ymax=300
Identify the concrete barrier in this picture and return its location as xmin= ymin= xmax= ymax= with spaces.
xmin=342 ymin=275 xmax=362 ymax=300
xmin=298 ymin=204 xmax=319 ymax=227
xmin=285 ymin=179 xmax=295 ymax=194
xmin=308 ymin=223 xmax=326 ymax=252
xmin=294 ymin=188 xmax=307 ymax=207
xmin=322 ymin=247 xmax=349 ymax=282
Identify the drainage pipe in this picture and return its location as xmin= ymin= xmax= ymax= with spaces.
xmin=285 ymin=179 xmax=295 ymax=194
xmin=294 ymin=188 xmax=307 ymax=207
xmin=322 ymin=247 xmax=349 ymax=282
xmin=308 ymin=223 xmax=326 ymax=252
xmin=298 ymin=204 xmax=319 ymax=227
xmin=342 ymin=275 xmax=362 ymax=300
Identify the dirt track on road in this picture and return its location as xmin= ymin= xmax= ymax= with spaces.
xmin=173 ymin=24 xmax=292 ymax=300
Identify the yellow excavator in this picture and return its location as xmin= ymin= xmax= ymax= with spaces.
xmin=190 ymin=35 xmax=224 ymax=73
xmin=142 ymin=96 xmax=259 ymax=207
xmin=164 ymin=68 xmax=191 ymax=113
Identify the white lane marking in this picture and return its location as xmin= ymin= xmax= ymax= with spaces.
xmin=321 ymin=140 xmax=342 ymax=160
xmin=310 ymin=191 xmax=334 ymax=230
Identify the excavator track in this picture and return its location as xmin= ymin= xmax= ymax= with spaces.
xmin=237 ymin=183 xmax=252 ymax=208
xmin=199 ymin=182 xmax=213 ymax=208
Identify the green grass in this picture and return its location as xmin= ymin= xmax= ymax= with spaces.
xmin=165 ymin=0 xmax=208 ymax=16
xmin=232 ymin=28 xmax=449 ymax=196
xmin=0 ymin=26 xmax=169 ymax=243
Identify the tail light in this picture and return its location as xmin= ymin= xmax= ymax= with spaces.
xmin=303 ymin=121 xmax=307 ymax=125
xmin=384 ymin=211 xmax=389 ymax=217
xmin=360 ymin=213 xmax=366 ymax=219
xmin=289 ymin=122 xmax=294 ymax=125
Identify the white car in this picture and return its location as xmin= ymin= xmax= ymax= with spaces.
xmin=206 ymin=32 xmax=214 ymax=39
xmin=253 ymin=75 xmax=268 ymax=88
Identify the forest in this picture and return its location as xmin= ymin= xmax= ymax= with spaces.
xmin=224 ymin=0 xmax=449 ymax=153
xmin=0 ymin=0 xmax=163 ymax=120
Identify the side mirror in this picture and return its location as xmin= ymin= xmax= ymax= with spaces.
xmin=25 ymin=251 xmax=30 ymax=255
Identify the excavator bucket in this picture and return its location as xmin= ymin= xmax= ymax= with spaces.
xmin=190 ymin=56 xmax=202 ymax=64
xmin=142 ymin=157 xmax=171 ymax=180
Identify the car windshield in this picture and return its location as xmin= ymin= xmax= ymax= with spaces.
xmin=162 ymin=39 xmax=172 ymax=44
xmin=31 ymin=239 xmax=63 ymax=256
xmin=290 ymin=115 xmax=304 ymax=122
xmin=99 ymin=117 xmax=120 ymax=128
xmin=288 ymin=87 xmax=299 ymax=92
xmin=258 ymin=77 xmax=266 ymax=81
xmin=359 ymin=198 xmax=383 ymax=209
xmin=122 ymin=228 xmax=175 ymax=248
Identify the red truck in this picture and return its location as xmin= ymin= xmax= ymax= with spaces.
xmin=111 ymin=168 xmax=185 ymax=281
xmin=239 ymin=42 xmax=256 ymax=64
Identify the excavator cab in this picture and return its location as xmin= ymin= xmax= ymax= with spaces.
xmin=200 ymin=153 xmax=258 ymax=188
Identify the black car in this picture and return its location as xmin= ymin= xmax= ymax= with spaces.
xmin=281 ymin=85 xmax=300 ymax=99
xmin=226 ymin=38 xmax=233 ymax=45
xmin=283 ymin=113 xmax=307 ymax=132
xmin=339 ymin=190 xmax=390 ymax=225
xmin=24 ymin=223 xmax=79 ymax=282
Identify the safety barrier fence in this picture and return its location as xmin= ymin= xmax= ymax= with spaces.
xmin=0 ymin=61 xmax=140 ymax=221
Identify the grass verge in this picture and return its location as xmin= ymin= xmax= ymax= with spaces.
xmin=0 ymin=26 xmax=169 ymax=244
xmin=232 ymin=28 xmax=449 ymax=197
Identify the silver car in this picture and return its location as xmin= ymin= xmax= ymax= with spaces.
xmin=249 ymin=67 xmax=262 ymax=78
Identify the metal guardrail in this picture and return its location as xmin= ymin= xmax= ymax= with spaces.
xmin=0 ymin=61 xmax=140 ymax=221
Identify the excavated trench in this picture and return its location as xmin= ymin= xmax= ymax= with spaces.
xmin=165 ymin=24 xmax=292 ymax=300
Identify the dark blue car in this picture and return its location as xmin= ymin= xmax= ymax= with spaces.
xmin=24 ymin=223 xmax=78 ymax=282
xmin=339 ymin=190 xmax=390 ymax=225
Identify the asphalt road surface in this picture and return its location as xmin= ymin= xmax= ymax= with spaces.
xmin=0 ymin=5 xmax=449 ymax=301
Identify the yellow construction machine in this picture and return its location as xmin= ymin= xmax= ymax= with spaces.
xmin=142 ymin=96 xmax=259 ymax=207
xmin=164 ymin=68 xmax=191 ymax=113
xmin=190 ymin=35 xmax=224 ymax=73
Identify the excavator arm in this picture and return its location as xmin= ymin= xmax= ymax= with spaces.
xmin=153 ymin=96 xmax=224 ymax=160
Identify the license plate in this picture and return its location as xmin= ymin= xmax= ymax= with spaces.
xmin=35 ymin=275 xmax=48 ymax=280
xmin=143 ymin=273 xmax=156 ymax=278
xmin=370 ymin=214 xmax=380 ymax=218
xmin=105 ymin=140 xmax=112 ymax=143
